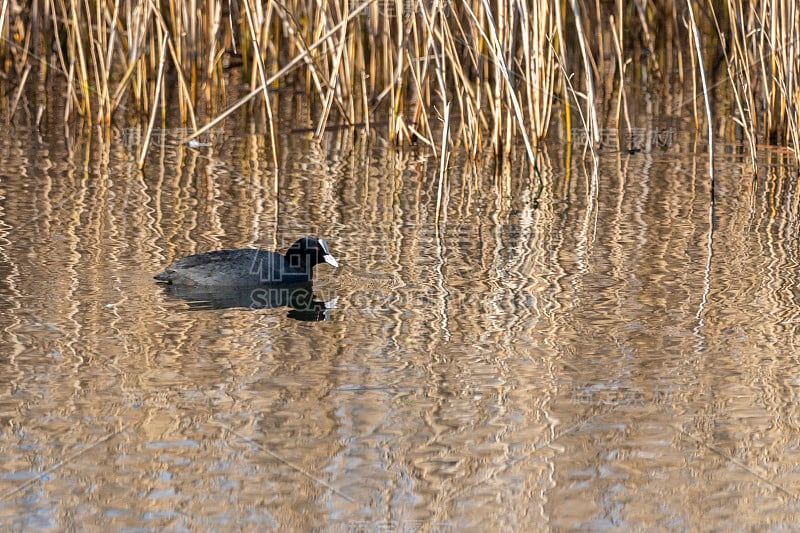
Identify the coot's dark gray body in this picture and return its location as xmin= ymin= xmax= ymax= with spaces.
xmin=154 ymin=237 xmax=338 ymax=287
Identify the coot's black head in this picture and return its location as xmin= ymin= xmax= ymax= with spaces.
xmin=285 ymin=237 xmax=339 ymax=269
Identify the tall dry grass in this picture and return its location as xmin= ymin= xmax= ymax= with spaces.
xmin=0 ymin=0 xmax=798 ymax=165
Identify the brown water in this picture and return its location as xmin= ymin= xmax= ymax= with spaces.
xmin=1 ymin=116 xmax=799 ymax=530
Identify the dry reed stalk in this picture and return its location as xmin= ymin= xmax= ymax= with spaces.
xmin=9 ymin=64 xmax=30 ymax=120
xmin=440 ymin=20 xmax=476 ymax=152
xmin=672 ymin=2 xmax=684 ymax=84
xmin=48 ymin=0 xmax=70 ymax=84
xmin=386 ymin=2 xmax=398 ymax=142
xmin=0 ymin=1 xmax=7 ymax=60
xmin=433 ymin=0 xmax=450 ymax=223
xmin=166 ymin=0 xmax=182 ymax=118
xmin=138 ymin=33 xmax=169 ymax=169
xmin=519 ymin=0 xmax=556 ymax=140
xmin=520 ymin=0 xmax=536 ymax=139
xmin=552 ymin=38 xmax=596 ymax=161
xmin=772 ymin=51 xmax=799 ymax=156
xmin=633 ymin=0 xmax=662 ymax=80
xmin=189 ymin=0 xmax=197 ymax=103
xmin=404 ymin=49 xmax=436 ymax=148
xmin=570 ymin=0 xmax=598 ymax=145
xmin=772 ymin=0 xmax=799 ymax=158
xmin=260 ymin=2 xmax=276 ymax=153
xmin=538 ymin=1 xmax=558 ymax=139
xmin=110 ymin=58 xmax=139 ymax=113
xmin=445 ymin=5 xmax=485 ymax=155
xmin=394 ymin=0 xmax=408 ymax=142
xmin=752 ymin=1 xmax=768 ymax=140
xmin=361 ymin=69 xmax=370 ymax=138
xmin=156 ymin=11 xmax=167 ymax=125
xmin=407 ymin=0 xmax=424 ymax=136
xmin=686 ymin=12 xmax=699 ymax=132
xmin=134 ymin=1 xmax=152 ymax=108
xmin=610 ymin=15 xmax=632 ymax=152
xmin=435 ymin=100 xmax=450 ymax=226
xmin=413 ymin=0 xmax=450 ymax=148
xmin=17 ymin=3 xmax=32 ymax=74
xmin=64 ymin=59 xmax=75 ymax=123
xmin=500 ymin=1 xmax=512 ymax=158
xmin=98 ymin=0 xmax=121 ymax=124
xmin=687 ymin=0 xmax=715 ymax=185
xmin=764 ymin=0 xmax=776 ymax=139
xmin=82 ymin=0 xmax=103 ymax=123
xmin=593 ymin=0 xmax=603 ymax=76
xmin=206 ymin=0 xmax=222 ymax=104
xmin=487 ymin=1 xmax=503 ymax=157
xmin=553 ymin=0 xmax=571 ymax=143
xmin=314 ymin=3 xmax=348 ymax=138
xmin=242 ymin=0 xmax=278 ymax=168
xmin=340 ymin=1 xmax=356 ymax=121
xmin=62 ymin=0 xmax=88 ymax=118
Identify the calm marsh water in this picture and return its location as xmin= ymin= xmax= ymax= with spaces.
xmin=1 ymin=114 xmax=799 ymax=530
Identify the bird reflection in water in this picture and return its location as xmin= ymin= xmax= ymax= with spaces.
xmin=160 ymin=283 xmax=338 ymax=322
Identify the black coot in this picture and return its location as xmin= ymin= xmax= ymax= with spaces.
xmin=154 ymin=237 xmax=338 ymax=286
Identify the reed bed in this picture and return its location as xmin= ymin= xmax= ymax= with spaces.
xmin=1 ymin=0 xmax=798 ymax=164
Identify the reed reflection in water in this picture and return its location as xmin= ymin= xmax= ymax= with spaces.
xmin=0 ymin=124 xmax=799 ymax=529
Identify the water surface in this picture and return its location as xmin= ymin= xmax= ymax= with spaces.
xmin=1 ymin=119 xmax=799 ymax=530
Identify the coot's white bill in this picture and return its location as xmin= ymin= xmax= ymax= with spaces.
xmin=319 ymin=239 xmax=339 ymax=268
xmin=324 ymin=254 xmax=339 ymax=268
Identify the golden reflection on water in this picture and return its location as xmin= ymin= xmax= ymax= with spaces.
xmin=1 ymin=124 xmax=800 ymax=529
